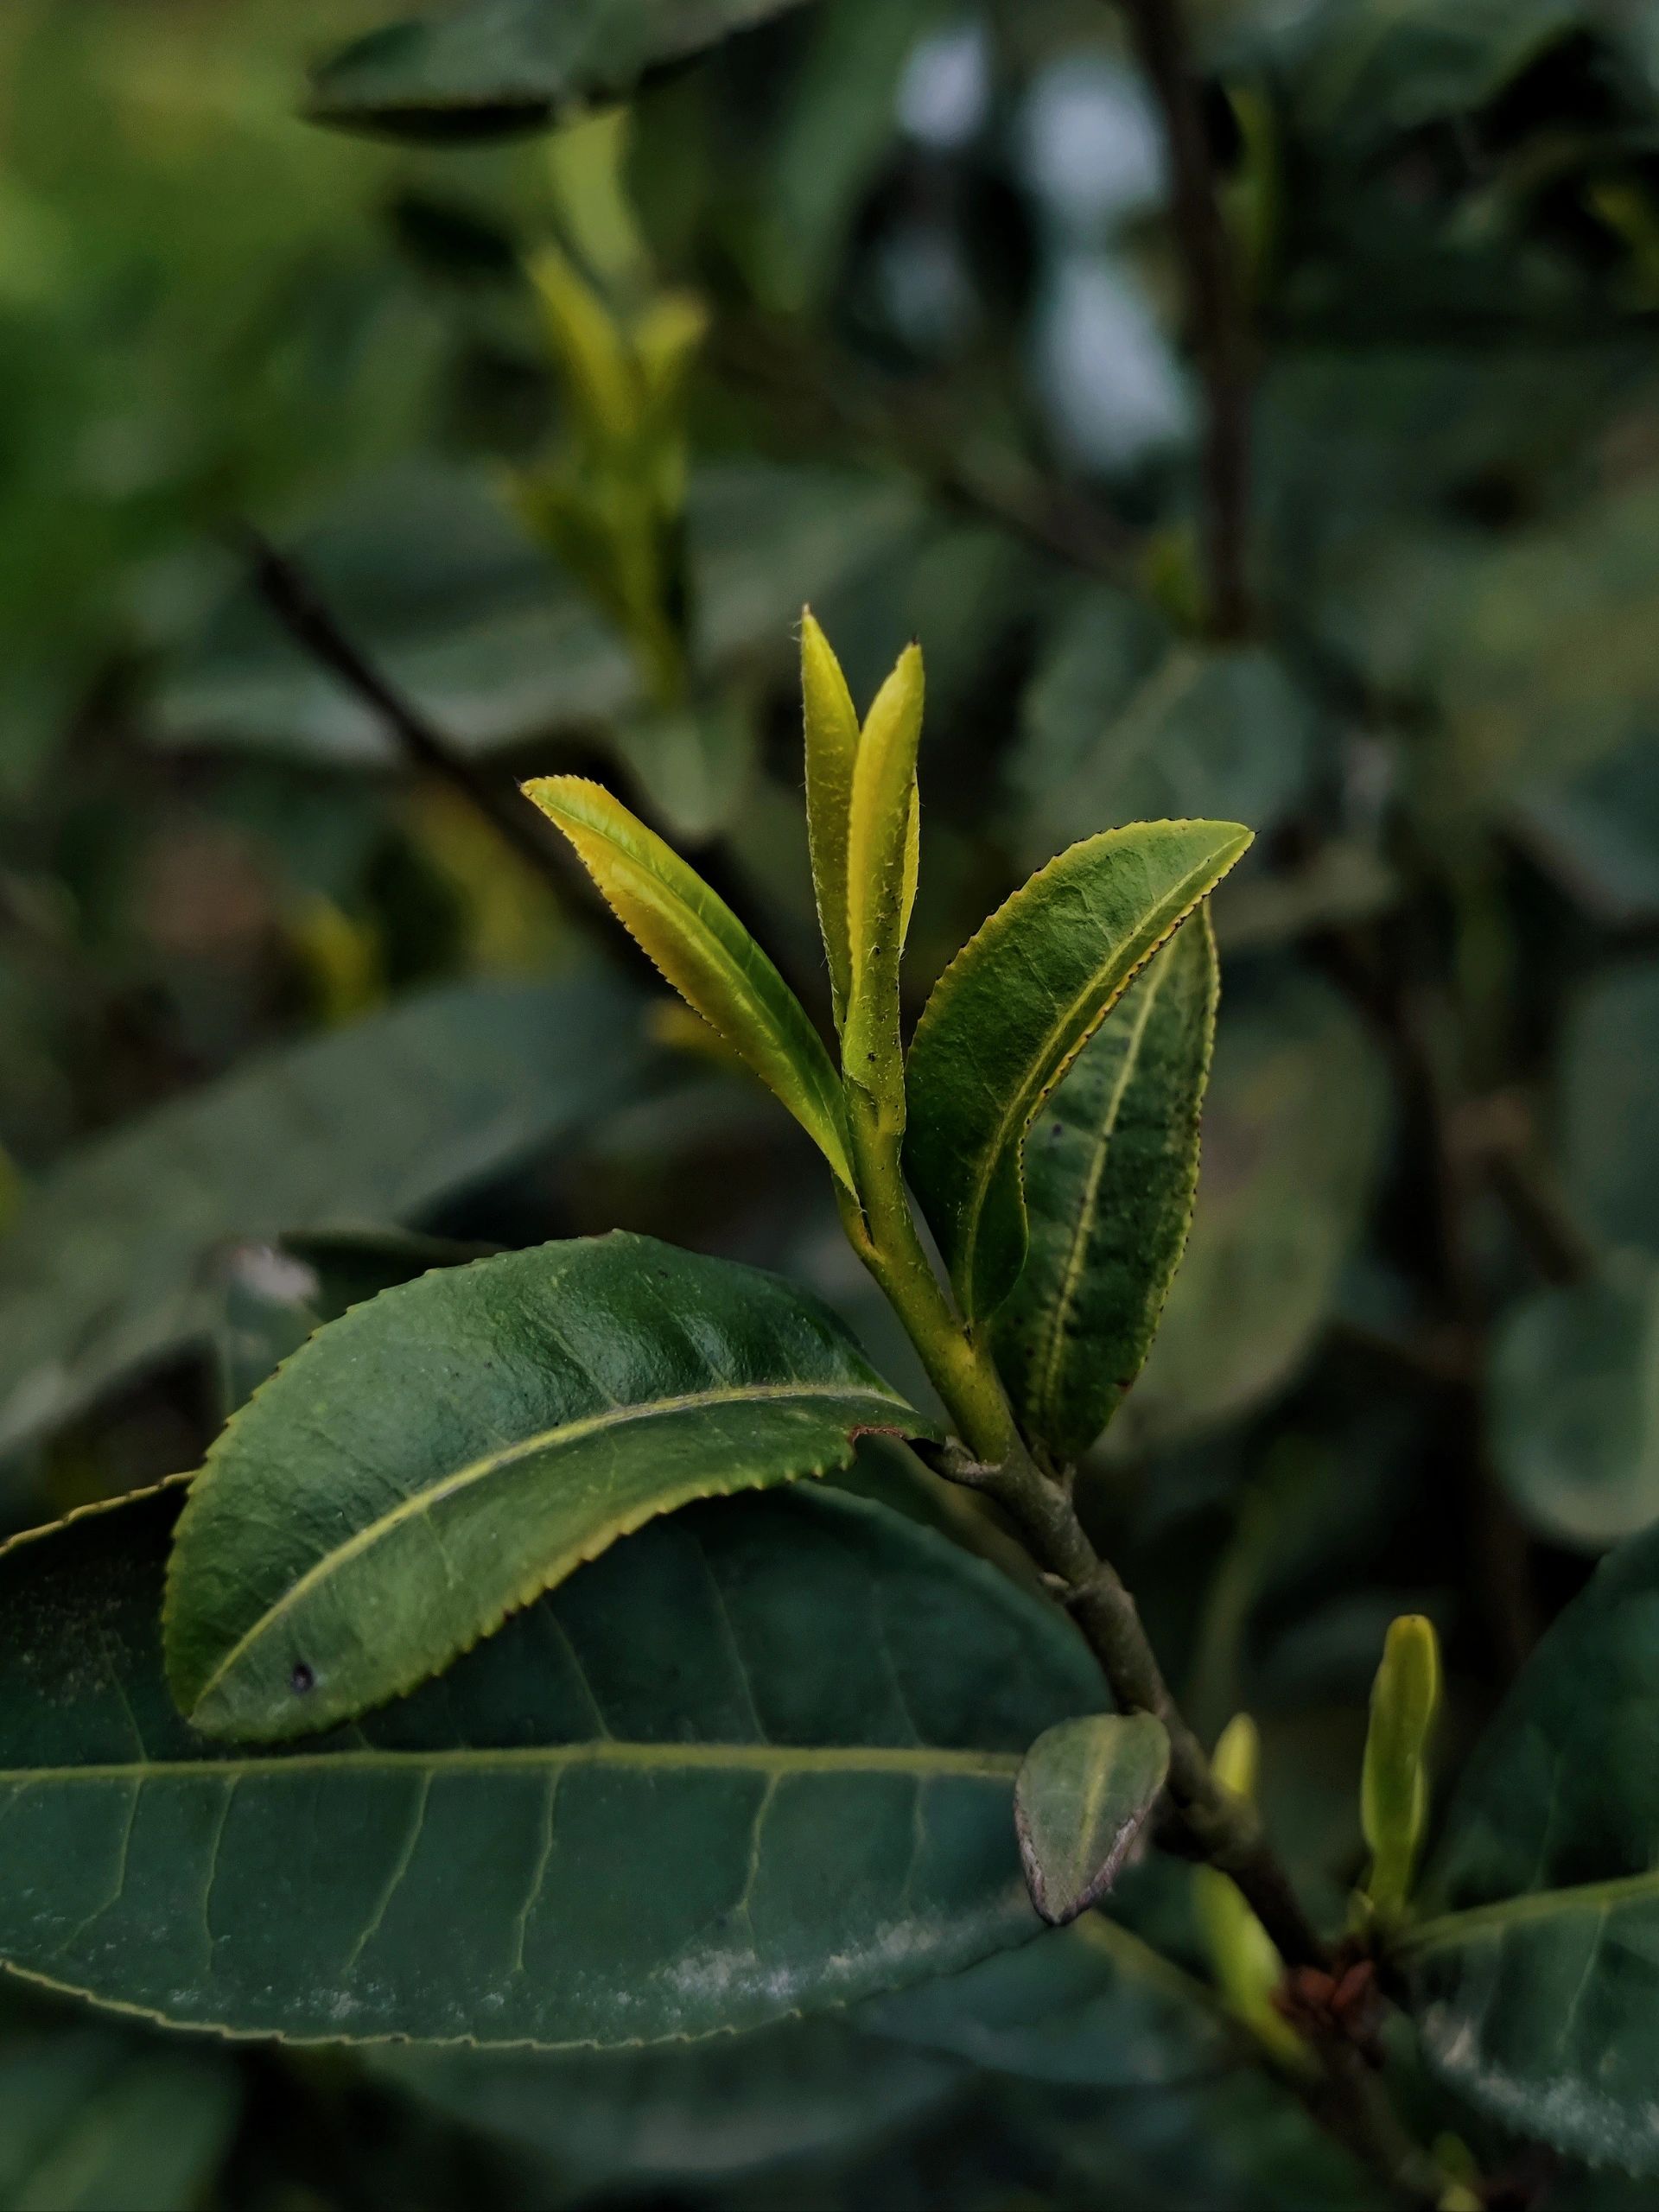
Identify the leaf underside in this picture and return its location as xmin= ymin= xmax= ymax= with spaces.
xmin=166 ymin=1233 xmax=932 ymax=1742
xmin=994 ymin=913 xmax=1218 ymax=1465
xmin=1014 ymin=1713 xmax=1171 ymax=1927
xmin=904 ymin=821 xmax=1251 ymax=1323
xmin=1 ymin=1483 xmax=1102 ymax=2046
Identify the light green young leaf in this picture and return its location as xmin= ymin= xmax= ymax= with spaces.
xmin=1359 ymin=1614 xmax=1440 ymax=1922
xmin=801 ymin=607 xmax=861 ymax=1030
xmin=525 ymin=775 xmax=855 ymax=1188
xmin=1402 ymin=1519 xmax=1659 ymax=2173
xmin=844 ymin=643 xmax=925 ymax=1127
xmin=166 ymin=1234 xmax=934 ymax=1740
xmin=1014 ymin=1713 xmax=1170 ymax=1926
xmin=994 ymin=911 xmax=1218 ymax=1465
xmin=905 ymin=822 xmax=1252 ymax=1322
xmin=3 ymin=1480 xmax=1102 ymax=2044
xmin=1194 ymin=1717 xmax=1302 ymax=2065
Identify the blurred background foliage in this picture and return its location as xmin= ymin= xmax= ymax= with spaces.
xmin=5 ymin=0 xmax=1659 ymax=2203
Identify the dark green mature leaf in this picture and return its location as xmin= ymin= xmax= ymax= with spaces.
xmin=0 ymin=2026 xmax=241 ymax=2212
xmin=308 ymin=0 xmax=817 ymax=142
xmin=1014 ymin=1714 xmax=1169 ymax=1927
xmin=1402 ymin=1518 xmax=1659 ymax=2172
xmin=1013 ymin=589 xmax=1317 ymax=870
xmin=1490 ymin=1255 xmax=1659 ymax=1550
xmin=906 ymin=824 xmax=1251 ymax=1324
xmin=1105 ymin=972 xmax=1388 ymax=1459
xmin=0 ymin=1482 xmax=1101 ymax=2044
xmin=0 ymin=975 xmax=646 ymax=1461
xmin=1561 ymin=962 xmax=1659 ymax=1258
xmin=168 ymin=1234 xmax=931 ymax=1740
xmin=995 ymin=914 xmax=1217 ymax=1465
xmin=156 ymin=463 xmax=919 ymax=766
xmin=370 ymin=2015 xmax=966 ymax=2191
xmin=865 ymin=1905 xmax=1236 ymax=2088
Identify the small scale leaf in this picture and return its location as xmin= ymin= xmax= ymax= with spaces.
xmin=801 ymin=607 xmax=861 ymax=1029
xmin=525 ymin=776 xmax=855 ymax=1188
xmin=906 ymin=821 xmax=1252 ymax=1321
xmin=1359 ymin=1614 xmax=1440 ymax=1922
xmin=995 ymin=911 xmax=1218 ymax=1464
xmin=1014 ymin=1713 xmax=1169 ymax=1926
xmin=844 ymin=643 xmax=925 ymax=1127
xmin=1194 ymin=1717 xmax=1300 ymax=2062
xmin=167 ymin=1234 xmax=933 ymax=1740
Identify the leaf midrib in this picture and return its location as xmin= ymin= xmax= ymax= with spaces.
xmin=1031 ymin=954 xmax=1168 ymax=1435
xmin=1402 ymin=1866 xmax=1659 ymax=1955
xmin=181 ymin=1377 xmax=907 ymax=1708
xmin=0 ymin=1741 xmax=1021 ymax=1786
xmin=957 ymin=847 xmax=1226 ymax=1286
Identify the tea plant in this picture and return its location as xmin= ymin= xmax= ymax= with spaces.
xmin=4 ymin=615 xmax=1657 ymax=2208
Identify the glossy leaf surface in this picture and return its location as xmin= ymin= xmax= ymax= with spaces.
xmin=0 ymin=975 xmax=645 ymax=1460
xmin=310 ymin=0 xmax=817 ymax=142
xmin=1404 ymin=1519 xmax=1659 ymax=2172
xmin=905 ymin=823 xmax=1250 ymax=1321
xmin=1490 ymin=1255 xmax=1659 ymax=1549
xmin=526 ymin=779 xmax=855 ymax=1188
xmin=1014 ymin=1713 xmax=1169 ymax=1926
xmin=0 ymin=1482 xmax=1101 ymax=2044
xmin=1105 ymin=971 xmax=1387 ymax=1459
xmin=995 ymin=913 xmax=1217 ymax=1463
xmin=168 ymin=1234 xmax=929 ymax=1740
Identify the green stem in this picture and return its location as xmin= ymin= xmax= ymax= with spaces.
xmin=838 ymin=1088 xmax=1324 ymax=1970
xmin=837 ymin=1085 xmax=1446 ymax=2206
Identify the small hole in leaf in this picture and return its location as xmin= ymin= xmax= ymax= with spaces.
xmin=290 ymin=1662 xmax=316 ymax=1695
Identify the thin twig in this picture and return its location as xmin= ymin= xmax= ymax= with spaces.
xmin=238 ymin=528 xmax=568 ymax=889
xmin=1115 ymin=0 xmax=1254 ymax=635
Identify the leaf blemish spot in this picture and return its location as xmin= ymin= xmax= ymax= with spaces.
xmin=290 ymin=1661 xmax=316 ymax=1694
